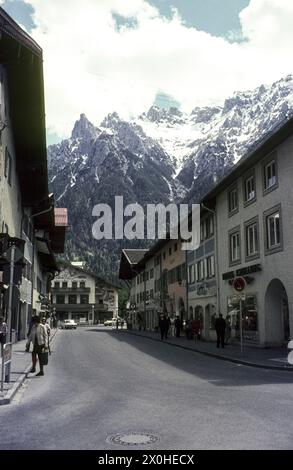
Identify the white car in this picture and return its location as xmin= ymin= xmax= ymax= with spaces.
xmin=104 ymin=319 xmax=113 ymax=326
xmin=61 ymin=319 xmax=77 ymax=330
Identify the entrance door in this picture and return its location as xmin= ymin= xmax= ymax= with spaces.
xmin=265 ymin=279 xmax=290 ymax=345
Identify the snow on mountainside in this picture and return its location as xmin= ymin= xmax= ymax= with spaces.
xmin=137 ymin=75 xmax=293 ymax=187
xmin=48 ymin=75 xmax=293 ymax=277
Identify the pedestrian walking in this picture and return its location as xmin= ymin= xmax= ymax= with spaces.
xmin=215 ymin=313 xmax=226 ymax=349
xmin=174 ymin=315 xmax=181 ymax=337
xmin=159 ymin=314 xmax=168 ymax=340
xmin=27 ymin=316 xmax=48 ymax=376
xmin=165 ymin=315 xmax=171 ymax=339
xmin=185 ymin=317 xmax=192 ymax=340
xmin=0 ymin=316 xmax=7 ymax=346
xmin=42 ymin=317 xmax=51 ymax=355
xmin=170 ymin=315 xmax=175 ymax=337
xmin=225 ymin=316 xmax=232 ymax=345
xmin=191 ymin=317 xmax=201 ymax=343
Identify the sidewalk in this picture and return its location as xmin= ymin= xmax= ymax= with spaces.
xmin=122 ymin=329 xmax=293 ymax=372
xmin=0 ymin=329 xmax=58 ymax=405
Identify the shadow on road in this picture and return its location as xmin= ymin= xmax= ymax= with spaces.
xmin=84 ymin=328 xmax=293 ymax=387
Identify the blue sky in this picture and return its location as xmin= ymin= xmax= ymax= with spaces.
xmin=1 ymin=1 xmax=292 ymax=144
xmin=2 ymin=0 xmax=250 ymax=37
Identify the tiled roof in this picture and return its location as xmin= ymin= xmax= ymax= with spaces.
xmin=54 ymin=208 xmax=68 ymax=227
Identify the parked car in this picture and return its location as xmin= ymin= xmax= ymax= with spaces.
xmin=61 ymin=319 xmax=77 ymax=330
xmin=104 ymin=319 xmax=113 ymax=326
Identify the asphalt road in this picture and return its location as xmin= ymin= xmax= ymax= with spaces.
xmin=0 ymin=326 xmax=293 ymax=450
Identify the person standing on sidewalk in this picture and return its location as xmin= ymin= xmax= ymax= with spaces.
xmin=28 ymin=316 xmax=48 ymax=376
xmin=159 ymin=314 xmax=168 ymax=340
xmin=215 ymin=314 xmax=226 ymax=349
xmin=0 ymin=316 xmax=7 ymax=345
xmin=42 ymin=317 xmax=51 ymax=355
xmin=174 ymin=315 xmax=182 ymax=338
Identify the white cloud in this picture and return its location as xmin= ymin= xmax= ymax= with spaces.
xmin=22 ymin=0 xmax=293 ymax=138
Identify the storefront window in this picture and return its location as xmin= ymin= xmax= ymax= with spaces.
xmin=227 ymin=295 xmax=258 ymax=342
xmin=209 ymin=313 xmax=217 ymax=330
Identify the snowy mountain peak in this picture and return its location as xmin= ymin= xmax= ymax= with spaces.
xmin=71 ymin=113 xmax=100 ymax=141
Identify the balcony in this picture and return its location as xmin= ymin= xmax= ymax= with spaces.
xmin=52 ymin=286 xmax=91 ymax=293
xmin=52 ymin=302 xmax=109 ymax=311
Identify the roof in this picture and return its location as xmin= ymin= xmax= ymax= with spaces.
xmin=54 ymin=208 xmax=68 ymax=227
xmin=0 ymin=7 xmax=42 ymax=58
xmin=119 ymin=249 xmax=149 ymax=280
xmin=58 ymin=261 xmax=119 ymax=290
xmin=123 ymin=249 xmax=149 ymax=265
xmin=0 ymin=7 xmax=48 ymax=206
xmin=202 ymin=115 xmax=293 ymax=204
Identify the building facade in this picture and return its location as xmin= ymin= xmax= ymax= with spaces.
xmin=0 ymin=8 xmax=67 ymax=341
xmin=187 ymin=210 xmax=217 ymax=340
xmin=203 ymin=118 xmax=293 ymax=346
xmin=51 ymin=263 xmax=119 ymax=324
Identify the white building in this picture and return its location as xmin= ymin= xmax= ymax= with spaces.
xmin=51 ymin=262 xmax=119 ymax=324
xmin=203 ymin=117 xmax=293 ymax=346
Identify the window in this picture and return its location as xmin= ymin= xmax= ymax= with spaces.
xmin=176 ymin=265 xmax=182 ymax=283
xmin=197 ymin=260 xmax=205 ymax=281
xmin=244 ymin=175 xmax=256 ymax=203
xmin=245 ymin=220 xmax=259 ymax=258
xmin=150 ymin=289 xmax=154 ymax=299
xmin=205 ymin=216 xmax=214 ymax=238
xmin=228 ymin=186 xmax=238 ymax=214
xmin=229 ymin=229 xmax=241 ymax=264
xmin=174 ymin=243 xmax=178 ymax=251
xmin=68 ymin=295 xmax=77 ymax=304
xmin=72 ymin=281 xmax=77 ymax=289
xmin=62 ymin=282 xmax=68 ymax=289
xmin=99 ymin=299 xmax=103 ymax=305
xmin=188 ymin=264 xmax=195 ymax=284
xmin=150 ymin=268 xmax=154 ymax=279
xmin=206 ymin=256 xmax=215 ymax=278
xmin=80 ymin=281 xmax=86 ymax=288
xmin=56 ymin=295 xmax=65 ymax=304
xmin=227 ymin=295 xmax=258 ymax=342
xmin=54 ymin=282 xmax=60 ymax=289
xmin=145 ymin=271 xmax=149 ymax=281
xmin=80 ymin=294 xmax=89 ymax=304
xmin=266 ymin=211 xmax=281 ymax=249
xmin=264 ymin=160 xmax=277 ymax=190
xmin=4 ymin=148 xmax=12 ymax=185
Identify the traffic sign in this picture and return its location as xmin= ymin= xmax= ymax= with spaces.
xmin=233 ymin=277 xmax=246 ymax=292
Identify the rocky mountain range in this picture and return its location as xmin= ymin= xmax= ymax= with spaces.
xmin=48 ymin=75 xmax=293 ymax=279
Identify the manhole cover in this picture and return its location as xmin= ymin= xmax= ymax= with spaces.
xmin=107 ymin=432 xmax=159 ymax=447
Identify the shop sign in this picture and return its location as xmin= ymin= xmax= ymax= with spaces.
xmin=233 ymin=277 xmax=246 ymax=292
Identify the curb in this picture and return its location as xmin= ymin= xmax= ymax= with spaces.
xmin=0 ymin=329 xmax=59 ymax=406
xmin=123 ymin=330 xmax=293 ymax=372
